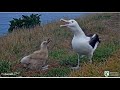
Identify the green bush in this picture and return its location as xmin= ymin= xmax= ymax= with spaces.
xmin=0 ymin=60 xmax=11 ymax=73
xmin=8 ymin=14 xmax=41 ymax=32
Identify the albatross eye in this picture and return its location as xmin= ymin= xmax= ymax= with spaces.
xmin=71 ymin=21 xmax=74 ymax=23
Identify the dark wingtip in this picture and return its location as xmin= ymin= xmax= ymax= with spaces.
xmin=96 ymin=34 xmax=101 ymax=43
xmin=89 ymin=34 xmax=101 ymax=48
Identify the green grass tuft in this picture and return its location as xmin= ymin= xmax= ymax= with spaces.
xmin=43 ymin=67 xmax=71 ymax=77
xmin=0 ymin=60 xmax=12 ymax=73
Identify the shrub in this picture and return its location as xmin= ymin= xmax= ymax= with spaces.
xmin=0 ymin=60 xmax=11 ymax=73
xmin=8 ymin=14 xmax=41 ymax=32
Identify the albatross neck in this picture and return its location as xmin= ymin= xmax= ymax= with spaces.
xmin=40 ymin=46 xmax=48 ymax=52
xmin=72 ymin=25 xmax=86 ymax=37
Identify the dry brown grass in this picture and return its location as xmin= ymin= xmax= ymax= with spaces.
xmin=0 ymin=13 xmax=120 ymax=77
xmin=69 ymin=50 xmax=120 ymax=77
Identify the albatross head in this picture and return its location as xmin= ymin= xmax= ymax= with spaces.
xmin=60 ymin=18 xmax=79 ymax=30
xmin=41 ymin=38 xmax=51 ymax=48
xmin=60 ymin=18 xmax=85 ymax=36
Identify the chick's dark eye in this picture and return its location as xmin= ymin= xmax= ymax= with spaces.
xmin=72 ymin=21 xmax=74 ymax=23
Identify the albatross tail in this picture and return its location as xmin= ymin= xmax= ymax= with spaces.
xmin=88 ymin=34 xmax=100 ymax=52
xmin=91 ymin=34 xmax=100 ymax=52
xmin=93 ymin=42 xmax=99 ymax=52
xmin=20 ymin=55 xmax=30 ymax=64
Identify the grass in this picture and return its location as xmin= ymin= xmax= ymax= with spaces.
xmin=60 ymin=54 xmax=78 ymax=67
xmin=0 ymin=60 xmax=11 ymax=73
xmin=0 ymin=13 xmax=120 ymax=77
xmin=49 ymin=49 xmax=66 ymax=60
xmin=93 ymin=41 xmax=120 ymax=62
xmin=69 ymin=50 xmax=120 ymax=77
xmin=41 ymin=67 xmax=71 ymax=77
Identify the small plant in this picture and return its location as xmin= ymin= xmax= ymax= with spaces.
xmin=43 ymin=67 xmax=70 ymax=77
xmin=49 ymin=50 xmax=66 ymax=60
xmin=60 ymin=55 xmax=78 ymax=67
xmin=0 ymin=60 xmax=11 ymax=73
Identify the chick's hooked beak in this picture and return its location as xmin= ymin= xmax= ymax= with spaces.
xmin=46 ymin=38 xmax=51 ymax=44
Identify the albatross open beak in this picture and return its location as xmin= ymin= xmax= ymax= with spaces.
xmin=60 ymin=18 xmax=70 ymax=27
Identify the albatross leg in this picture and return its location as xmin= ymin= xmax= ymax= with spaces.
xmin=71 ymin=54 xmax=80 ymax=70
xmin=88 ymin=53 xmax=93 ymax=64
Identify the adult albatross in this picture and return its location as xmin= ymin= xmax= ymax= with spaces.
xmin=60 ymin=19 xmax=100 ymax=70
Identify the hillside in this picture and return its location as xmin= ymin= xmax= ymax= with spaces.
xmin=0 ymin=13 xmax=120 ymax=77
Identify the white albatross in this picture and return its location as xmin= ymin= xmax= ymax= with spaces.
xmin=20 ymin=39 xmax=51 ymax=70
xmin=60 ymin=18 xmax=100 ymax=70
